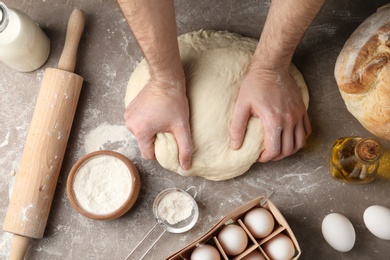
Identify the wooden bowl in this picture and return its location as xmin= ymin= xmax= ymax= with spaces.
xmin=66 ymin=150 xmax=140 ymax=220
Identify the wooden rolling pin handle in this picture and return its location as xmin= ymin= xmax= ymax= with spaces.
xmin=3 ymin=8 xmax=85 ymax=260
xmin=9 ymin=235 xmax=30 ymax=260
xmin=58 ymin=9 xmax=85 ymax=72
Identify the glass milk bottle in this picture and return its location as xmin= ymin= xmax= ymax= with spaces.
xmin=330 ymin=137 xmax=384 ymax=184
xmin=0 ymin=2 xmax=50 ymax=72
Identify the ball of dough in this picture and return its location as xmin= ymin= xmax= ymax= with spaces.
xmin=335 ymin=5 xmax=390 ymax=140
xmin=125 ymin=30 xmax=309 ymax=181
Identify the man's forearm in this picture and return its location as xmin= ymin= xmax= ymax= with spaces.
xmin=117 ymin=0 xmax=184 ymax=83
xmin=252 ymin=0 xmax=325 ymax=70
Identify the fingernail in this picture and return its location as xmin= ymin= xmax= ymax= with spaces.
xmin=230 ymin=140 xmax=238 ymax=149
xmin=181 ymin=161 xmax=191 ymax=170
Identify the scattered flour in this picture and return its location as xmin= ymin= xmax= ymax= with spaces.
xmin=82 ymin=123 xmax=139 ymax=159
xmin=0 ymin=232 xmax=12 ymax=258
xmin=73 ymin=155 xmax=132 ymax=215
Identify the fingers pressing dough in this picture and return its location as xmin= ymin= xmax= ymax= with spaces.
xmin=125 ymin=30 xmax=309 ymax=181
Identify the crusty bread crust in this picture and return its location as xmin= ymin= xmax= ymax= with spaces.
xmin=335 ymin=6 xmax=390 ymax=94
xmin=335 ymin=5 xmax=390 ymax=140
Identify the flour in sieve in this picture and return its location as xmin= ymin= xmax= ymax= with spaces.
xmin=73 ymin=155 xmax=132 ymax=215
xmin=157 ymin=191 xmax=194 ymax=225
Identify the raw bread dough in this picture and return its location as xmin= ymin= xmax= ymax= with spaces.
xmin=125 ymin=30 xmax=309 ymax=181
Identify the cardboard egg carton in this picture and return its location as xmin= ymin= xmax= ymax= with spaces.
xmin=167 ymin=196 xmax=301 ymax=260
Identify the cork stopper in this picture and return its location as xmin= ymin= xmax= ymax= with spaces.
xmin=355 ymin=138 xmax=383 ymax=163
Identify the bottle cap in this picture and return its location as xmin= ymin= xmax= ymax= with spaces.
xmin=356 ymin=138 xmax=383 ymax=163
xmin=0 ymin=2 xmax=9 ymax=33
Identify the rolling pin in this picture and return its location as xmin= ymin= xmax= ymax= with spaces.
xmin=3 ymin=9 xmax=85 ymax=259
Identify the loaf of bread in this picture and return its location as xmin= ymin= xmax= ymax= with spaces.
xmin=335 ymin=5 xmax=390 ymax=140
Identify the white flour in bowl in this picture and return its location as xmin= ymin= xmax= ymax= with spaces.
xmin=73 ymin=155 xmax=132 ymax=215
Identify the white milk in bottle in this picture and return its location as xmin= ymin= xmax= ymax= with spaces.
xmin=0 ymin=2 xmax=50 ymax=72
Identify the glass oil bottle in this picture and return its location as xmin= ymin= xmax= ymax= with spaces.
xmin=330 ymin=137 xmax=383 ymax=184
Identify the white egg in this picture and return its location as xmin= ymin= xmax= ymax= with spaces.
xmin=190 ymin=244 xmax=221 ymax=260
xmin=321 ymin=213 xmax=355 ymax=252
xmin=244 ymin=208 xmax=275 ymax=239
xmin=262 ymin=233 xmax=295 ymax=260
xmin=217 ymin=225 xmax=248 ymax=256
xmin=241 ymin=250 xmax=266 ymax=260
xmin=363 ymin=205 xmax=390 ymax=240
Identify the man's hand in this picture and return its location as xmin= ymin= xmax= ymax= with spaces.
xmin=230 ymin=67 xmax=311 ymax=162
xmin=118 ymin=0 xmax=193 ymax=169
xmin=229 ymin=0 xmax=324 ymax=162
xmin=124 ymin=79 xmax=192 ymax=169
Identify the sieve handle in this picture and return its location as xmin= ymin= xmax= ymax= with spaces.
xmin=125 ymin=223 xmax=166 ymax=260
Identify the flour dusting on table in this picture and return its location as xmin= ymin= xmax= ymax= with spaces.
xmin=82 ymin=123 xmax=139 ymax=160
xmin=0 ymin=232 xmax=12 ymax=258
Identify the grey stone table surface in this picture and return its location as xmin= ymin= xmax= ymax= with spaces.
xmin=1 ymin=0 xmax=389 ymax=259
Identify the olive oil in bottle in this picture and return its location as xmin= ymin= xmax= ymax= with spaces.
xmin=330 ymin=137 xmax=383 ymax=184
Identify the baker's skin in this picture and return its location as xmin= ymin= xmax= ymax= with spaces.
xmin=118 ymin=0 xmax=325 ymax=170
